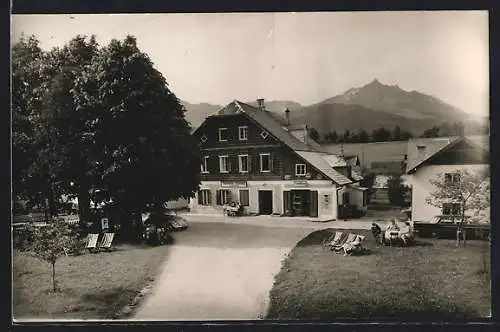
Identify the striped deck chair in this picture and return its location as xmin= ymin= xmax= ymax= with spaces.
xmin=322 ymin=230 xmax=339 ymax=247
xmin=98 ymin=233 xmax=115 ymax=252
xmin=328 ymin=231 xmax=345 ymax=247
xmin=85 ymin=233 xmax=99 ymax=253
xmin=330 ymin=232 xmax=357 ymax=252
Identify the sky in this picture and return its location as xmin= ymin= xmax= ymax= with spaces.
xmin=11 ymin=11 xmax=489 ymax=116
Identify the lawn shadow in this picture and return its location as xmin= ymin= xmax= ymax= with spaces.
xmin=79 ymin=286 xmax=138 ymax=319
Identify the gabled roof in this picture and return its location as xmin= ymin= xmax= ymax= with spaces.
xmin=211 ymin=100 xmax=323 ymax=152
xmin=200 ymin=100 xmax=351 ymax=185
xmin=295 ymin=151 xmax=352 ymax=185
xmin=406 ymin=136 xmax=489 ymax=174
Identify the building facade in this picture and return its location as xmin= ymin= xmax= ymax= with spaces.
xmin=190 ymin=99 xmax=366 ymax=220
xmin=406 ymin=136 xmax=489 ymax=222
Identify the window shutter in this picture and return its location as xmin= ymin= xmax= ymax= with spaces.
xmin=310 ymin=191 xmax=318 ymax=217
xmin=197 ymin=190 xmax=202 ymax=204
xmin=270 ymin=154 xmax=274 ymax=171
xmin=227 ymin=190 xmax=232 ymax=203
xmin=216 ymin=190 xmax=221 ymax=205
xmin=208 ymin=191 xmax=212 ymax=205
xmin=247 ymin=155 xmax=251 ymax=172
xmin=283 ymin=191 xmax=291 ymax=216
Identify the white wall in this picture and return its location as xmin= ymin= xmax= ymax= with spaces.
xmin=410 ymin=164 xmax=489 ymax=222
xmin=192 ymin=180 xmax=338 ymax=218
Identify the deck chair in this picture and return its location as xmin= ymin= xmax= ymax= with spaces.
xmin=322 ymin=230 xmax=339 ymax=247
xmin=85 ymin=233 xmax=99 ymax=253
xmin=330 ymin=232 xmax=357 ymax=252
xmin=98 ymin=233 xmax=115 ymax=252
xmin=328 ymin=231 xmax=346 ymax=247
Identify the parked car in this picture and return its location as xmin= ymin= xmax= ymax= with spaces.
xmin=413 ymin=215 xmax=490 ymax=240
xmin=164 ymin=210 xmax=189 ymax=231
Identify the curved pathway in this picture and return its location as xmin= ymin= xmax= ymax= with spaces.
xmin=133 ymin=221 xmax=315 ymax=320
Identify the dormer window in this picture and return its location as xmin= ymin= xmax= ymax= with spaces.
xmin=260 ymin=131 xmax=269 ymax=139
xmin=218 ymin=128 xmax=228 ymax=142
xmin=238 ymin=126 xmax=248 ymax=141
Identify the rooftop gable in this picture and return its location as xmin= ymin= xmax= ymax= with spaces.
xmin=406 ymin=136 xmax=489 ymax=174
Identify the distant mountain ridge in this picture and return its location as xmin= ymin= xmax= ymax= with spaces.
xmin=180 ymin=79 xmax=488 ymax=135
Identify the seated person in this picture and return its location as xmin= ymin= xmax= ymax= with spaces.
xmin=384 ymin=219 xmax=401 ymax=243
xmin=371 ymin=223 xmax=383 ymax=244
xmin=342 ymin=236 xmax=363 ymax=256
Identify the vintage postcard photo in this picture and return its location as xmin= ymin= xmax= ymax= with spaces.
xmin=11 ymin=11 xmax=490 ymax=322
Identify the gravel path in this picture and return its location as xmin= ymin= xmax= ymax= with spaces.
xmin=133 ymin=222 xmax=311 ymax=320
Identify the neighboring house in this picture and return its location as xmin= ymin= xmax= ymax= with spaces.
xmin=190 ymin=99 xmax=366 ymax=220
xmin=405 ymin=136 xmax=489 ymax=222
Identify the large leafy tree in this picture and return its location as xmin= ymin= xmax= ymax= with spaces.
xmin=35 ymin=35 xmax=101 ymax=223
xmin=425 ymin=168 xmax=490 ymax=246
xmin=12 ymin=35 xmax=44 ymax=206
xmin=12 ymin=35 xmax=100 ymax=223
xmin=72 ymin=36 xmax=200 ymax=235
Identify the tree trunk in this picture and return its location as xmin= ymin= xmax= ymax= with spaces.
xmin=78 ymin=187 xmax=91 ymax=227
xmin=52 ymin=262 xmax=56 ymax=292
xmin=47 ymin=180 xmax=57 ymax=218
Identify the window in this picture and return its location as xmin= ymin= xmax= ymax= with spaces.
xmin=238 ymin=154 xmax=249 ymax=173
xmin=239 ymin=189 xmax=249 ymax=206
xmin=198 ymin=189 xmax=211 ymax=205
xmin=260 ymin=153 xmax=272 ymax=172
xmin=362 ymin=191 xmax=367 ymax=206
xmin=218 ymin=128 xmax=228 ymax=142
xmin=200 ymin=156 xmax=209 ymax=173
xmin=238 ymin=126 xmax=248 ymax=141
xmin=260 ymin=130 xmax=269 ymax=139
xmin=443 ymin=203 xmax=461 ymax=215
xmin=342 ymin=192 xmax=350 ymax=205
xmin=219 ymin=155 xmax=230 ymax=173
xmin=216 ymin=189 xmax=231 ymax=205
xmin=295 ymin=164 xmax=306 ymax=177
xmin=445 ymin=172 xmax=461 ymax=185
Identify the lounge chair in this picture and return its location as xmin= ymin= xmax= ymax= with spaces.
xmin=322 ymin=230 xmax=339 ymax=247
xmin=85 ymin=233 xmax=99 ymax=253
xmin=98 ymin=232 xmax=115 ymax=252
xmin=329 ymin=232 xmax=355 ymax=250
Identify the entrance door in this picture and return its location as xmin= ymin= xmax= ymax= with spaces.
xmin=258 ymin=190 xmax=273 ymax=215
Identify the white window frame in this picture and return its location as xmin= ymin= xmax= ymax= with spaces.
xmin=218 ymin=128 xmax=228 ymax=142
xmin=445 ymin=172 xmax=461 ymax=185
xmin=200 ymin=189 xmax=210 ymax=205
xmin=238 ymin=126 xmax=248 ymax=141
xmin=260 ymin=130 xmax=269 ymax=139
xmin=200 ymin=134 xmax=208 ymax=143
xmin=238 ymin=154 xmax=249 ymax=173
xmin=295 ymin=163 xmax=307 ymax=177
xmin=220 ymin=189 xmax=231 ymax=205
xmin=219 ymin=155 xmax=230 ymax=173
xmin=260 ymin=153 xmax=272 ymax=173
xmin=201 ymin=156 xmax=209 ymax=174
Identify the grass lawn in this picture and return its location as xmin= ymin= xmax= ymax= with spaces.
xmin=13 ymin=244 xmax=169 ymax=320
xmin=266 ymin=228 xmax=491 ymax=321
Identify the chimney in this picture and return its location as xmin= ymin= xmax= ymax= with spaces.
xmin=257 ymin=98 xmax=265 ymax=111
xmin=284 ymin=108 xmax=290 ymax=126
xmin=417 ymin=145 xmax=426 ymax=159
